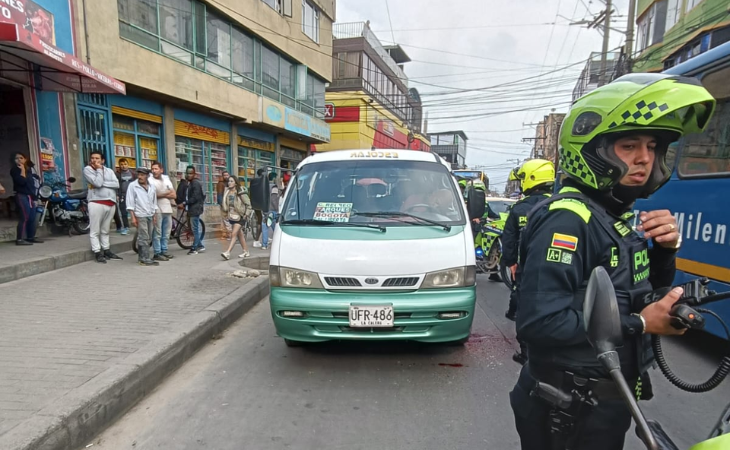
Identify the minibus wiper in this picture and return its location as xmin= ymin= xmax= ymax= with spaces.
xmin=281 ymin=219 xmax=386 ymax=232
xmin=353 ymin=212 xmax=452 ymax=231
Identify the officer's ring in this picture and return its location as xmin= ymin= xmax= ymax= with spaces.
xmin=668 ymin=224 xmax=676 ymax=231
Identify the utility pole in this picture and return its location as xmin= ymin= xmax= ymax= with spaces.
xmin=598 ymin=0 xmax=613 ymax=87
xmin=624 ymin=0 xmax=637 ymax=74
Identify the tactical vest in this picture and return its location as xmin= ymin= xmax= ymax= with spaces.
xmin=525 ymin=188 xmax=655 ymax=378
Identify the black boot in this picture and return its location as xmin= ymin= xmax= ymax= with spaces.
xmin=512 ymin=351 xmax=527 ymax=366
xmin=95 ymin=252 xmax=107 ymax=264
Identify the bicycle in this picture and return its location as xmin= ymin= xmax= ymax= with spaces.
xmin=132 ymin=208 xmax=206 ymax=254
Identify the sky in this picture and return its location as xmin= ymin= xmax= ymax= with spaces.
xmin=335 ymin=0 xmax=631 ymax=192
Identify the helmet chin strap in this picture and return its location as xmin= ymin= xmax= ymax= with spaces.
xmin=610 ymin=183 xmax=647 ymax=206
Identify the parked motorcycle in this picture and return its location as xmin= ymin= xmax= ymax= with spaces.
xmin=37 ymin=177 xmax=90 ymax=235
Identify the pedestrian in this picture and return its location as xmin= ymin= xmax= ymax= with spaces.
xmin=149 ymin=161 xmax=176 ymax=261
xmin=176 ymin=165 xmax=205 ymax=255
xmin=9 ymin=152 xmax=42 ymax=245
xmin=113 ymin=158 xmax=135 ymax=235
xmin=126 ymin=167 xmax=159 ymax=266
xmin=83 ymin=151 xmax=123 ymax=263
xmin=509 ymin=74 xmax=715 ymax=450
xmin=0 ymin=181 xmax=5 ymax=195
xmin=216 ymin=170 xmax=232 ymax=240
xmin=500 ymin=159 xmax=554 ymax=366
xmin=249 ymin=168 xmax=269 ymax=249
xmin=220 ymin=176 xmax=251 ymax=260
xmin=267 ymin=171 xmax=280 ymax=242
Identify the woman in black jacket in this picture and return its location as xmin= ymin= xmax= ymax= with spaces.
xmin=10 ymin=153 xmax=42 ymax=245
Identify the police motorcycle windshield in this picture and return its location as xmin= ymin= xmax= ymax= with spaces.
xmin=583 ymin=267 xmax=673 ymax=450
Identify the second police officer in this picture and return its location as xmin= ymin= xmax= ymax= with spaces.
xmin=501 ymin=158 xmax=555 ymax=365
xmin=509 ymin=73 xmax=716 ymax=449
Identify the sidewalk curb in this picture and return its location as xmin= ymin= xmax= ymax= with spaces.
xmin=1 ymin=276 xmax=270 ymax=450
xmin=0 ymin=240 xmax=134 ymax=285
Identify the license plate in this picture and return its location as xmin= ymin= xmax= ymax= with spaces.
xmin=349 ymin=305 xmax=394 ymax=327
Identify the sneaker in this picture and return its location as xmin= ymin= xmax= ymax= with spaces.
xmin=116 ymin=228 xmax=123 ymax=234
xmin=120 ymin=228 xmax=129 ymax=236
xmin=26 ymin=238 xmax=44 ymax=243
xmin=138 ymin=260 xmax=159 ymax=266
xmin=238 ymin=251 xmax=250 ymax=258
xmin=103 ymin=250 xmax=123 ymax=261
xmin=16 ymin=240 xmax=32 ymax=246
xmin=161 ymin=253 xmax=174 ymax=260
xmin=267 ymin=238 xmax=273 ymax=245
xmin=95 ymin=252 xmax=107 ymax=264
xmin=187 ymin=249 xmax=198 ymax=255
xmin=196 ymin=246 xmax=206 ymax=253
xmin=262 ymin=246 xmax=268 ymax=250
xmin=253 ymin=241 xmax=262 ymax=248
xmin=153 ymin=254 xmax=169 ymax=262
xmin=221 ymin=251 xmax=230 ymax=260
xmin=505 ymin=310 xmax=517 ymax=322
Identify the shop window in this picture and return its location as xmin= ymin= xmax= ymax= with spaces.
xmin=238 ymin=145 xmax=274 ymax=183
xmin=112 ymin=115 xmax=162 ymax=171
xmin=302 ymin=0 xmax=319 ymax=43
xmin=262 ymin=46 xmax=280 ymax=101
xmin=175 ymin=137 xmax=229 ymax=202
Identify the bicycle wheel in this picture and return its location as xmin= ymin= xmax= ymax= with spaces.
xmin=176 ymin=220 xmax=195 ymax=249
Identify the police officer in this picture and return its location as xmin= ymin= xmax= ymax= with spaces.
xmin=509 ymin=73 xmax=716 ymax=450
xmin=501 ymin=159 xmax=555 ymax=365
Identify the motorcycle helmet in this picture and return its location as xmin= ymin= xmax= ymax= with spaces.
xmin=514 ymin=159 xmax=555 ymax=192
xmin=559 ymin=73 xmax=715 ymax=197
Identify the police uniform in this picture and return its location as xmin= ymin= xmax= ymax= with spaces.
xmin=502 ymin=190 xmax=552 ymax=319
xmin=509 ymin=183 xmax=677 ymax=450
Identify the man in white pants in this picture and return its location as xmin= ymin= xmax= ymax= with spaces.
xmin=83 ymin=151 xmax=122 ymax=264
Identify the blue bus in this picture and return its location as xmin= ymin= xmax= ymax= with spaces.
xmin=635 ymin=41 xmax=730 ymax=339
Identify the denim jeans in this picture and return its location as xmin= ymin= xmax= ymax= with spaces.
xmin=137 ymin=216 xmax=154 ymax=262
xmin=191 ymin=215 xmax=204 ymax=249
xmin=152 ymin=212 xmax=172 ymax=254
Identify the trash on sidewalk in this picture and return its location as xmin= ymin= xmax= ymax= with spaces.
xmin=229 ymin=269 xmax=263 ymax=278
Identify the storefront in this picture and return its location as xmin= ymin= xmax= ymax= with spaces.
xmin=111 ymin=107 xmax=163 ymax=171
xmin=173 ymin=110 xmax=231 ymax=203
xmin=0 ymin=0 xmax=125 ymax=192
xmin=279 ymin=137 xmax=308 ymax=171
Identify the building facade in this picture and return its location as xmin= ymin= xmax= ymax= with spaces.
xmin=571 ymin=51 xmax=621 ymax=101
xmin=429 ymin=131 xmax=467 ymax=169
xmin=314 ymin=22 xmax=430 ymax=152
xmin=0 ymin=0 xmax=336 ymax=237
xmin=531 ymin=112 xmax=565 ymax=168
xmin=633 ymin=0 xmax=730 ymax=72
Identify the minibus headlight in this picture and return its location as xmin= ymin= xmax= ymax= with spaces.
xmin=422 ymin=267 xmax=475 ymax=289
xmin=270 ymin=266 xmax=324 ymax=289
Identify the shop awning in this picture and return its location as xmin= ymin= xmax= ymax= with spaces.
xmin=0 ymin=22 xmax=125 ymax=95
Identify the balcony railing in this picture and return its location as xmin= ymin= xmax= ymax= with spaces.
xmin=333 ymin=22 xmax=408 ymax=87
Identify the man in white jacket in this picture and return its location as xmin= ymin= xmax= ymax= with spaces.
xmin=126 ymin=167 xmax=159 ymax=266
xmin=83 ymin=151 xmax=122 ymax=264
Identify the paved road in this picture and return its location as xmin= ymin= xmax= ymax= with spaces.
xmin=91 ymin=275 xmax=730 ymax=450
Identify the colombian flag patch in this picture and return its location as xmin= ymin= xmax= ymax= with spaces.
xmin=551 ymin=233 xmax=578 ymax=251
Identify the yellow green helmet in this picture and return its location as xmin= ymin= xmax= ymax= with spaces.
xmin=516 ymin=159 xmax=555 ymax=192
xmin=559 ymin=73 xmax=715 ymax=196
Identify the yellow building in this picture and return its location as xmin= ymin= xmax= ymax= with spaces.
xmin=314 ymin=22 xmax=430 ymax=153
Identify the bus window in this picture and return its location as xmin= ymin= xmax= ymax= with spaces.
xmin=677 ymin=66 xmax=730 ymax=178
